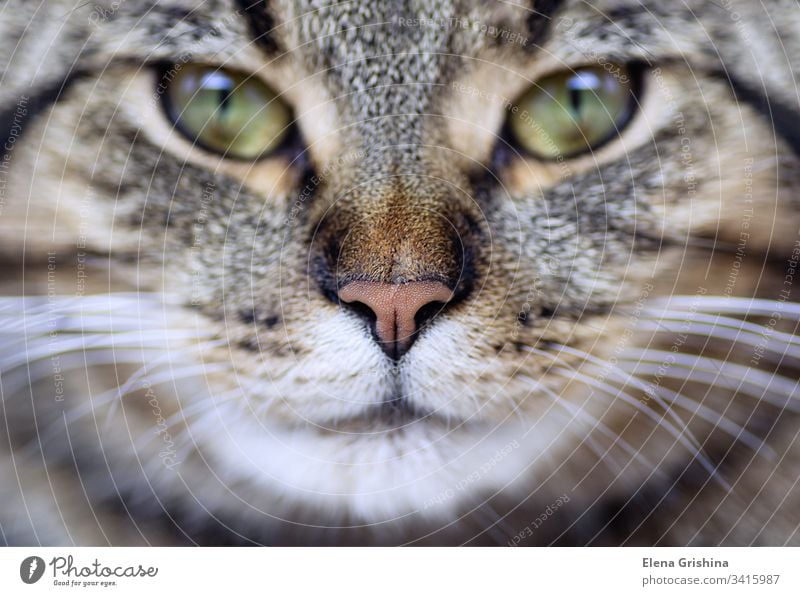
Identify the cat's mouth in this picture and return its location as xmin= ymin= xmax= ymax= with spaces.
xmin=307 ymin=399 xmax=442 ymax=433
xmin=305 ymin=385 xmax=460 ymax=433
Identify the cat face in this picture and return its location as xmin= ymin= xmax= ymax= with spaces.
xmin=2 ymin=0 xmax=800 ymax=539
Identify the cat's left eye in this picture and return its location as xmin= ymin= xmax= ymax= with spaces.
xmin=508 ymin=64 xmax=639 ymax=160
xmin=162 ymin=64 xmax=292 ymax=160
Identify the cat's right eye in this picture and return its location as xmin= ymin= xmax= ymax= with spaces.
xmin=508 ymin=64 xmax=639 ymax=160
xmin=161 ymin=64 xmax=292 ymax=160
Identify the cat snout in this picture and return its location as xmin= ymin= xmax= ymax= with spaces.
xmin=337 ymin=280 xmax=454 ymax=360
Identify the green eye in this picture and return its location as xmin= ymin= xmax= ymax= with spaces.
xmin=509 ymin=65 xmax=637 ymax=159
xmin=163 ymin=64 xmax=291 ymax=159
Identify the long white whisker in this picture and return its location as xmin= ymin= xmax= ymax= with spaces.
xmin=516 ymin=355 xmax=663 ymax=476
xmin=642 ymin=309 xmax=800 ymax=348
xmin=99 ymin=337 xmax=232 ymax=426
xmin=617 ymin=351 xmax=800 ymax=413
xmin=0 ymin=350 xmax=149 ymax=396
xmin=11 ymin=360 xmax=233 ymax=467
xmin=540 ymin=340 xmax=777 ymax=459
xmin=541 ymin=343 xmax=705 ymax=454
xmin=0 ymin=330 xmax=214 ymax=372
xmin=621 ymin=375 xmax=776 ymax=459
xmin=652 ymin=296 xmax=800 ymax=317
xmin=545 ymin=362 xmax=730 ymax=492
xmin=636 ymin=318 xmax=800 ymax=361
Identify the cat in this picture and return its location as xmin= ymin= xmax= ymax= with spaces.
xmin=0 ymin=0 xmax=799 ymax=546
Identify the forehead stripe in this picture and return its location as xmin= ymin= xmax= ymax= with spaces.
xmin=527 ymin=0 xmax=565 ymax=49
xmin=234 ymin=0 xmax=280 ymax=55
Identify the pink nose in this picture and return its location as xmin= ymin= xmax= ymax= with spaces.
xmin=338 ymin=281 xmax=454 ymax=359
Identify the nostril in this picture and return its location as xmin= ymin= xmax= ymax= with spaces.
xmin=341 ymin=299 xmax=377 ymax=327
xmin=337 ymin=281 xmax=454 ymax=359
xmin=414 ymin=300 xmax=449 ymax=331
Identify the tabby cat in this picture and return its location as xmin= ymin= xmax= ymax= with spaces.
xmin=1 ymin=0 xmax=799 ymax=545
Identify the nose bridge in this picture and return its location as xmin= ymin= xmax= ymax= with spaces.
xmin=298 ymin=2 xmax=468 ymax=286
xmin=332 ymin=172 xmax=465 ymax=285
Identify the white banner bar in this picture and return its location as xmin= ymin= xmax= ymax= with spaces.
xmin=1 ymin=547 xmax=797 ymax=595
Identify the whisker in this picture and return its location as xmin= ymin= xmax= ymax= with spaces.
xmin=0 ymin=330 xmax=214 ymax=372
xmin=550 ymin=365 xmax=730 ymax=491
xmin=637 ymin=315 xmax=800 ymax=361
xmin=0 ymin=349 xmax=150 ymax=396
xmin=652 ymin=296 xmax=800 ymax=318
xmin=543 ymin=338 xmax=779 ymax=460
xmin=131 ymin=388 xmax=244 ymax=455
xmin=620 ymin=375 xmax=776 ymax=459
xmin=642 ymin=309 xmax=800 ymax=348
xmin=617 ymin=351 xmax=800 ymax=413
xmin=99 ymin=337 xmax=232 ymax=426
xmin=516 ymin=357 xmax=664 ymax=478
xmin=542 ymin=343 xmax=705 ymax=454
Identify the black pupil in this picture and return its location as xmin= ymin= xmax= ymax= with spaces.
xmin=569 ymin=86 xmax=583 ymax=113
xmin=197 ymin=72 xmax=236 ymax=120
